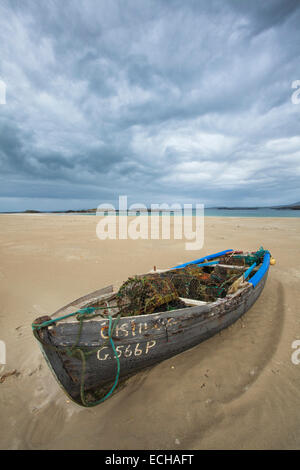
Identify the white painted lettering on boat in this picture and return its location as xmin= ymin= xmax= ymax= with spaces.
xmin=116 ymin=322 xmax=129 ymax=337
xmin=138 ymin=322 xmax=146 ymax=334
xmin=96 ymin=340 xmax=157 ymax=361
xmin=124 ymin=344 xmax=132 ymax=357
xmin=97 ymin=346 xmax=110 ymax=361
xmin=134 ymin=343 xmax=142 ymax=356
xmin=100 ymin=324 xmax=109 ymax=339
xmin=145 ymin=340 xmax=156 ymax=354
xmin=115 ymin=345 xmax=123 ymax=358
xmin=100 ymin=321 xmax=148 ymax=339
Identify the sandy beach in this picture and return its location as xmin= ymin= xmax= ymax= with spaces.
xmin=0 ymin=214 xmax=299 ymax=450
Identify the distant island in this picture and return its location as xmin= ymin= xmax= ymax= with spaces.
xmin=271 ymin=202 xmax=300 ymax=210
xmin=211 ymin=202 xmax=300 ymax=210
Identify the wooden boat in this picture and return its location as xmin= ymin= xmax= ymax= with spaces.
xmin=32 ymin=248 xmax=273 ymax=406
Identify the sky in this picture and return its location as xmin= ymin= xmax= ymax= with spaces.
xmin=0 ymin=0 xmax=300 ymax=211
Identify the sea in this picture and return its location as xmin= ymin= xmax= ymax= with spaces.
xmin=203 ymin=208 xmax=300 ymax=218
xmin=67 ymin=208 xmax=300 ymax=218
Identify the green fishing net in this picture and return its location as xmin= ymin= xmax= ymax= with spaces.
xmin=116 ymin=274 xmax=180 ymax=316
xmin=221 ymin=247 xmax=269 ymax=266
xmin=115 ymin=249 xmax=267 ymax=316
xmin=116 ymin=266 xmax=242 ymax=316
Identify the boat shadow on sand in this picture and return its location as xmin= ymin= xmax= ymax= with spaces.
xmin=115 ymin=277 xmax=285 ymax=403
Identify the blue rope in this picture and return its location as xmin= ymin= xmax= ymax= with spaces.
xmin=32 ymin=306 xmax=112 ymax=331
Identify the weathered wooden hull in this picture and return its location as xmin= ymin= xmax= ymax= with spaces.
xmin=35 ymin=263 xmax=269 ymax=405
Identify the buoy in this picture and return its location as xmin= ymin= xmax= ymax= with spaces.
xmin=270 ymin=258 xmax=276 ymax=265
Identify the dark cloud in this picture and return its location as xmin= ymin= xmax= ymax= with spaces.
xmin=230 ymin=0 xmax=300 ymax=37
xmin=0 ymin=0 xmax=299 ymax=210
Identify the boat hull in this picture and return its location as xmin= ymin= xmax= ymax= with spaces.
xmin=36 ymin=268 xmax=269 ymax=405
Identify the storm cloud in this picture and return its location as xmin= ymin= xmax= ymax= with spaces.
xmin=0 ymin=0 xmax=299 ymax=210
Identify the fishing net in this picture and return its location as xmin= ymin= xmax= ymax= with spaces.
xmin=160 ymin=265 xmax=240 ymax=302
xmin=116 ymin=274 xmax=180 ymax=316
xmin=221 ymin=247 xmax=268 ymax=266
xmin=115 ymin=249 xmax=269 ymax=316
xmin=116 ymin=265 xmax=243 ymax=316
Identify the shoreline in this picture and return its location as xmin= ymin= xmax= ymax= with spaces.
xmin=2 ymin=212 xmax=300 ymax=219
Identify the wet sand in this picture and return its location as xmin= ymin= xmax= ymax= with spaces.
xmin=0 ymin=214 xmax=299 ymax=450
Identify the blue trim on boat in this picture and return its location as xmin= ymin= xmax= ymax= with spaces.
xmin=248 ymin=253 xmax=271 ymax=287
xmin=172 ymin=249 xmax=233 ymax=270
xmin=243 ymin=262 xmax=256 ymax=280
